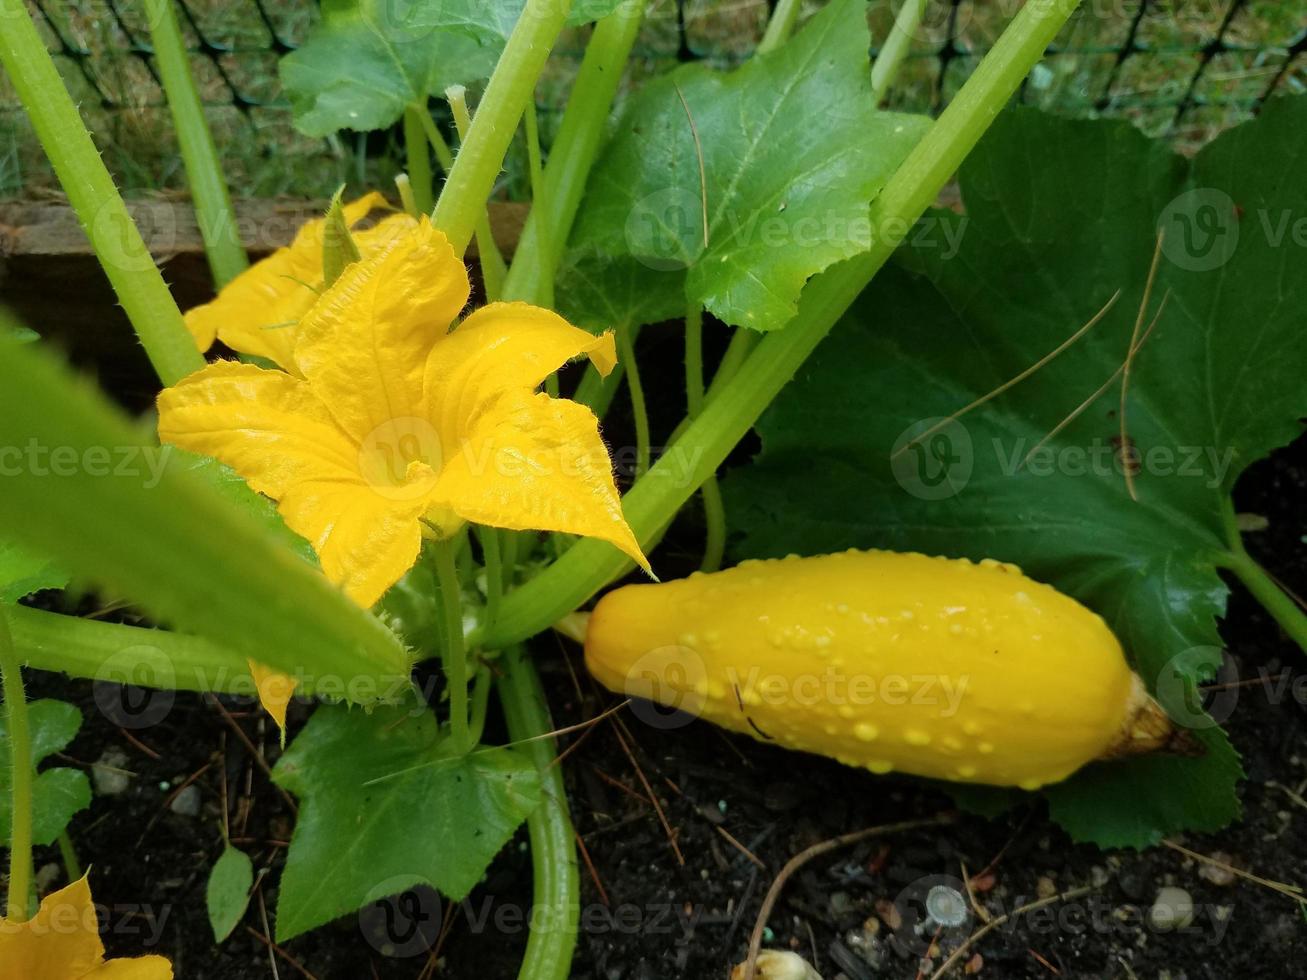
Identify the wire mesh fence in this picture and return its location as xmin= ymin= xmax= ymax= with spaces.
xmin=1 ymin=0 xmax=1304 ymax=198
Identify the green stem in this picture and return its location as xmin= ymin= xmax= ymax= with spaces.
xmin=431 ymin=0 xmax=574 ymax=255
xmin=404 ymin=104 xmax=435 ymax=215
xmin=445 ymin=88 xmax=508 ymax=301
xmin=395 ymin=173 xmax=419 ymax=218
xmin=479 ymin=0 xmax=1081 ymax=649
xmin=616 ymin=325 xmax=649 ymax=477
xmin=478 ymin=524 xmax=504 ymax=630
xmin=57 ymin=831 xmax=81 ymax=882
xmin=501 ymin=531 xmax=520 ymax=587
xmin=145 ymin=0 xmax=247 ymax=288
xmin=522 ymin=101 xmax=554 ymax=310
xmin=468 ymin=666 xmax=492 ymax=746
xmin=699 ymin=475 xmax=726 ymax=573
xmin=709 ymin=328 xmax=759 ymax=399
xmin=685 ymin=304 xmax=705 ymax=417
xmin=432 ymin=537 xmax=470 ymax=752
xmin=1217 ymin=549 xmax=1307 ymax=655
xmin=497 ymin=647 xmax=579 ymax=980
xmin=418 ymin=104 xmax=456 ymax=171
xmin=1 ymin=605 xmax=34 ymax=920
xmin=686 ymin=305 xmax=725 ymax=570
xmin=8 ymin=604 xmax=257 ymax=696
xmin=502 ymin=1 xmax=644 ymax=303
xmin=574 ymin=360 xmax=625 ymax=418
xmin=0 ymin=0 xmax=204 ymax=385
xmin=757 ymin=0 xmax=803 ymax=54
xmin=871 ymin=0 xmax=929 ymax=103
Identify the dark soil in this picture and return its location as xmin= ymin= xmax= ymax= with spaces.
xmin=18 ymin=323 xmax=1307 ymax=980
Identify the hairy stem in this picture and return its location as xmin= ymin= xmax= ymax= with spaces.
xmin=431 ymin=0 xmax=574 ymax=255
xmin=1218 ymin=548 xmax=1307 ymax=656
xmin=478 ymin=524 xmax=504 ymax=630
xmin=479 ymin=0 xmax=1082 ymax=649
xmin=758 ymin=0 xmax=803 ymax=54
xmin=616 ymin=325 xmax=650 ymax=477
xmin=1 ymin=605 xmax=34 ymax=920
xmin=9 ymin=604 xmax=255 ymax=695
xmin=522 ymin=101 xmax=554 ymax=309
xmin=433 ymin=538 xmax=470 ymax=751
xmin=444 ymin=88 xmax=508 ymax=300
xmin=146 ymin=0 xmax=247 ymax=288
xmin=497 ymin=647 xmax=580 ymax=980
xmin=0 ymin=0 xmax=204 ymax=384
xmin=404 ymin=104 xmax=435 ymax=215
xmin=871 ymin=0 xmax=929 ymax=103
xmin=503 ymin=1 xmax=645 ymax=303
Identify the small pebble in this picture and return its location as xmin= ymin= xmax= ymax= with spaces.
xmin=1036 ymin=876 xmax=1057 ymax=899
xmin=169 ymin=785 xmax=202 ymax=817
xmin=1149 ymin=886 xmax=1195 ymax=931
xmin=91 ymin=748 xmax=132 ymax=796
xmin=1197 ymin=853 xmax=1236 ymax=887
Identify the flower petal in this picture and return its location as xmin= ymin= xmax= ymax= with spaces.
xmin=184 ymin=193 xmax=411 ymax=370
xmin=293 ymin=218 xmax=470 ymax=444
xmin=276 ymin=479 xmax=429 ymax=608
xmin=248 ymin=659 xmax=297 ymax=743
xmin=423 ymin=302 xmax=617 ymax=447
xmin=183 ymin=244 xmax=320 ymax=369
xmin=87 ymin=955 xmax=175 ymax=979
xmin=157 ymin=361 xmax=359 ymax=501
xmin=432 ymin=389 xmax=649 ymax=572
xmin=0 ymin=875 xmax=105 ymax=976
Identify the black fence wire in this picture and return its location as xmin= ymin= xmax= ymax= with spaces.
xmin=1 ymin=0 xmax=1304 ymax=197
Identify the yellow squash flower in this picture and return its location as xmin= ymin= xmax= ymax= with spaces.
xmin=184 ymin=191 xmax=415 ymax=366
xmin=0 ymin=876 xmax=172 ymax=979
xmin=160 ymin=216 xmax=648 ymax=610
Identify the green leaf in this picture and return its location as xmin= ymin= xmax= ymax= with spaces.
xmin=279 ymin=0 xmax=494 ymax=137
xmin=172 ymin=451 xmax=317 ymax=566
xmin=0 ymin=340 xmax=411 ymax=702
xmin=281 ymin=0 xmax=613 ymax=138
xmin=322 ymin=187 xmax=362 ymax=288
xmin=0 ymin=539 xmax=68 ymax=601
xmin=555 ymin=248 xmax=685 ymax=333
xmin=207 ymin=845 xmax=255 ymax=942
xmin=0 ymin=699 xmax=91 ymax=846
xmin=273 ymin=703 xmax=542 ymax=941
xmin=565 ymin=0 xmax=930 ymax=331
xmin=724 ymin=101 xmax=1307 ymax=846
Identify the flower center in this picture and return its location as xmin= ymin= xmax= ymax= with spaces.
xmin=358 ymin=416 xmax=443 ymax=500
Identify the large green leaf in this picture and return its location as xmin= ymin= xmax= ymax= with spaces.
xmin=556 ymin=249 xmax=684 ymax=334
xmin=564 ymin=0 xmax=930 ymax=332
xmin=272 ymin=703 xmax=542 ymax=941
xmin=0 ymin=340 xmax=411 ymax=700
xmin=0 ymin=699 xmax=91 ymax=846
xmin=281 ymin=0 xmax=626 ymax=137
xmin=724 ymin=99 xmax=1307 ymax=846
xmin=0 ymin=540 xmax=68 ymax=602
